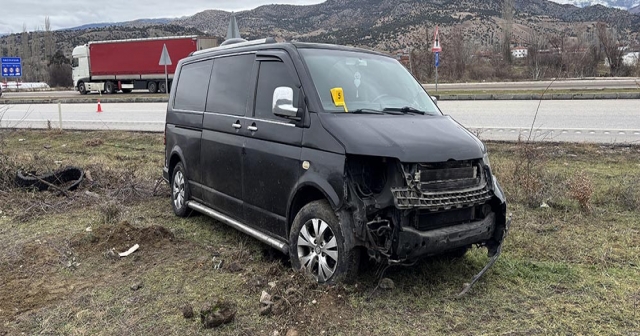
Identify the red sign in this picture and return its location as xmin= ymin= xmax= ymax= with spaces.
xmin=432 ymin=26 xmax=442 ymax=53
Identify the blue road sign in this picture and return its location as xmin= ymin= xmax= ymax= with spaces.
xmin=1 ymin=57 xmax=22 ymax=77
xmin=435 ymin=52 xmax=440 ymax=67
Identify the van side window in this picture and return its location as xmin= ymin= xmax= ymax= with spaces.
xmin=206 ymin=54 xmax=255 ymax=116
xmin=174 ymin=60 xmax=213 ymax=112
xmin=254 ymin=61 xmax=299 ymax=121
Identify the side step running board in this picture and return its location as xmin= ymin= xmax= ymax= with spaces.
xmin=187 ymin=201 xmax=289 ymax=254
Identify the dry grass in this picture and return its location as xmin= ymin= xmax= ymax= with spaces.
xmin=0 ymin=130 xmax=639 ymax=335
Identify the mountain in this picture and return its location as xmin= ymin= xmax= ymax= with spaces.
xmin=549 ymin=0 xmax=640 ymax=10
xmin=631 ymin=5 xmax=640 ymax=13
xmin=67 ymin=18 xmax=176 ymax=31
xmin=172 ymin=0 xmax=640 ymax=51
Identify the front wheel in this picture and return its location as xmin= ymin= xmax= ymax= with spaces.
xmin=171 ymin=162 xmax=191 ymax=217
xmin=289 ymin=200 xmax=359 ymax=284
xmin=78 ymin=82 xmax=88 ymax=95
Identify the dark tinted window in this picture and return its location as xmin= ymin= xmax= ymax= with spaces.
xmin=254 ymin=61 xmax=299 ymax=121
xmin=206 ymin=54 xmax=255 ymax=115
xmin=174 ymin=60 xmax=213 ymax=112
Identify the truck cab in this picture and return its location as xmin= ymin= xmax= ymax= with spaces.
xmin=71 ymin=45 xmax=90 ymax=94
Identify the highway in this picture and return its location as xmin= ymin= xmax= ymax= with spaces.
xmin=1 ymin=100 xmax=639 ymax=144
xmin=1 ymin=78 xmax=639 ymax=100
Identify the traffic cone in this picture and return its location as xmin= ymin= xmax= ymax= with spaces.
xmin=96 ymin=100 xmax=103 ymax=113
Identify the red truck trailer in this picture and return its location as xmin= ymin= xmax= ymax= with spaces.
xmin=71 ymin=36 xmax=218 ymax=94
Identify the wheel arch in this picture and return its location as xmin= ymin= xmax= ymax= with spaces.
xmin=286 ymin=179 xmax=341 ymax=235
xmin=168 ymin=146 xmax=187 ymax=181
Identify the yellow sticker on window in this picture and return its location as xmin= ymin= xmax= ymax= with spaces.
xmin=330 ymin=87 xmax=348 ymax=112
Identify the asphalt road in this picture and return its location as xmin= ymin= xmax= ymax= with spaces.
xmin=1 ymin=100 xmax=639 ymax=143
xmin=1 ymin=78 xmax=639 ymax=100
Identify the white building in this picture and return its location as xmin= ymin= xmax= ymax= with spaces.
xmin=511 ymin=47 xmax=528 ymax=58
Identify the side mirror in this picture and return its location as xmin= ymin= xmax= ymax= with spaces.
xmin=273 ymin=87 xmax=301 ymax=120
xmin=431 ymin=96 xmax=438 ymax=106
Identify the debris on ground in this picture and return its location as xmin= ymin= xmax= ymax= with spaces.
xmin=379 ymin=278 xmax=395 ymax=290
xmin=15 ymin=166 xmax=84 ymax=192
xmin=130 ymin=282 xmax=143 ymax=291
xmin=182 ymin=303 xmax=194 ymax=319
xmin=200 ymin=299 xmax=236 ymax=329
xmin=118 ymin=244 xmax=140 ymax=257
xmin=286 ymin=329 xmax=299 ymax=336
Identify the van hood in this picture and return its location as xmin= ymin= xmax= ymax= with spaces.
xmin=318 ymin=113 xmax=484 ymax=163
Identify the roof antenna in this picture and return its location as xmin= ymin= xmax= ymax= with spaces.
xmin=226 ymin=14 xmax=242 ymax=40
xmin=221 ymin=13 xmax=247 ymax=46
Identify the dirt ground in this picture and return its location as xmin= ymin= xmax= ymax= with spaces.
xmin=0 ymin=130 xmax=639 ymax=335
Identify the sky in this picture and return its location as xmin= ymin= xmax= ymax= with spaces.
xmin=0 ymin=0 xmax=325 ymax=34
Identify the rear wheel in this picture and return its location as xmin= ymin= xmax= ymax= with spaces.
xmin=171 ymin=162 xmax=191 ymax=218
xmin=289 ymin=200 xmax=359 ymax=284
xmin=159 ymin=81 xmax=167 ymax=93
xmin=148 ymin=81 xmax=158 ymax=93
xmin=104 ymin=81 xmax=116 ymax=94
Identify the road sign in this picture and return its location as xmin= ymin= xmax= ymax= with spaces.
xmin=159 ymin=44 xmax=172 ymax=66
xmin=1 ymin=57 xmax=22 ymax=78
xmin=431 ymin=26 xmax=442 ymax=53
xmin=435 ymin=52 xmax=440 ymax=67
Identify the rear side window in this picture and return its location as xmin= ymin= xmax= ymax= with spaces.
xmin=206 ymin=54 xmax=255 ymax=115
xmin=254 ymin=61 xmax=299 ymax=121
xmin=174 ymin=60 xmax=213 ymax=112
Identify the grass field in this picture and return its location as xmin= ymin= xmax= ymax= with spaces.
xmin=0 ymin=130 xmax=639 ymax=335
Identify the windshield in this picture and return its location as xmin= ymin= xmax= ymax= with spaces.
xmin=299 ymin=48 xmax=440 ymax=114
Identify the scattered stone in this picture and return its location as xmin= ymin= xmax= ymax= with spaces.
xmin=311 ymin=299 xmax=317 ymax=304
xmin=130 ymin=282 xmax=143 ymax=291
xmin=540 ymin=202 xmax=550 ymax=208
xmin=286 ymin=328 xmax=299 ymax=336
xmin=104 ymin=248 xmax=119 ymax=260
xmin=226 ymin=262 xmax=243 ymax=273
xmin=260 ymin=291 xmax=272 ymax=305
xmin=44 ymin=145 xmax=52 ymax=149
xmin=268 ymin=281 xmax=276 ymax=288
xmin=182 ymin=303 xmax=194 ymax=319
xmin=200 ymin=299 xmax=236 ymax=329
xmin=379 ymin=278 xmax=395 ymax=290
xmin=85 ymin=227 xmax=92 ymax=232
xmin=18 ymin=139 xmax=25 ymax=142
xmin=85 ymin=191 xmax=100 ymax=198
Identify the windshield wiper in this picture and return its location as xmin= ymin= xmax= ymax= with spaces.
xmin=383 ymin=106 xmax=427 ymax=115
xmin=350 ymin=109 xmax=384 ymax=115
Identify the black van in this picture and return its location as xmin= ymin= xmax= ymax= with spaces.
xmin=163 ymin=38 xmax=509 ymax=283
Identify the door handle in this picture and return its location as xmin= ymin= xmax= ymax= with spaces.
xmin=232 ymin=122 xmax=242 ymax=129
xmin=248 ymin=125 xmax=258 ymax=132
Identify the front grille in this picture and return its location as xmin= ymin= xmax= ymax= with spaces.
xmin=392 ymin=184 xmax=493 ymax=211
xmin=418 ymin=161 xmax=481 ymax=192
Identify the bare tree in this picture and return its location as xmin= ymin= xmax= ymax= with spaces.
xmin=502 ymin=0 xmax=514 ymax=64
xmin=596 ymin=22 xmax=624 ymax=76
xmin=44 ymin=17 xmax=55 ymax=59
xmin=442 ymin=27 xmax=475 ymax=80
xmin=20 ymin=23 xmax=30 ymax=60
xmin=526 ymin=31 xmax=547 ymax=80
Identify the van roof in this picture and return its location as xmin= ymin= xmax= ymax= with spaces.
xmin=189 ymin=39 xmax=389 ymax=59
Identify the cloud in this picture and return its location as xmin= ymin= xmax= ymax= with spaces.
xmin=0 ymin=0 xmax=324 ymax=33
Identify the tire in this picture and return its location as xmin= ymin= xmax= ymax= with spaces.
xmin=104 ymin=81 xmax=116 ymax=94
xmin=78 ymin=82 xmax=88 ymax=95
xmin=148 ymin=81 xmax=158 ymax=93
xmin=171 ymin=162 xmax=191 ymax=218
xmin=289 ymin=200 xmax=359 ymax=284
xmin=122 ymin=89 xmax=132 ymax=93
xmin=159 ymin=81 xmax=167 ymax=93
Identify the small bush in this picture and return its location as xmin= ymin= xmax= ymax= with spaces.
xmin=568 ymin=171 xmax=594 ymax=212
xmin=596 ymin=175 xmax=640 ymax=211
